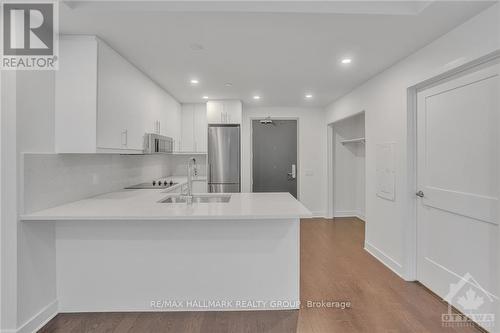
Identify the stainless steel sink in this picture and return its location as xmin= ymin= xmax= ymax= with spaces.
xmin=159 ymin=194 xmax=231 ymax=203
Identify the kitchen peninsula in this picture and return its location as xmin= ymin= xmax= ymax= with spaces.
xmin=21 ymin=189 xmax=311 ymax=313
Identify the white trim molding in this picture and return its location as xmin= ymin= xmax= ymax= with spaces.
xmin=355 ymin=212 xmax=366 ymax=222
xmin=364 ymin=241 xmax=403 ymax=279
xmin=16 ymin=300 xmax=58 ymax=333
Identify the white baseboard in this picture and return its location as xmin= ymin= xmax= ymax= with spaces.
xmin=364 ymin=241 xmax=403 ymax=278
xmin=334 ymin=210 xmax=357 ymax=218
xmin=334 ymin=210 xmax=366 ymax=221
xmin=311 ymin=210 xmax=326 ymax=218
xmin=354 ymin=213 xmax=365 ymax=222
xmin=16 ymin=300 xmax=58 ymax=333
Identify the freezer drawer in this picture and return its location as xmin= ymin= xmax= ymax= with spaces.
xmin=208 ymin=183 xmax=240 ymax=193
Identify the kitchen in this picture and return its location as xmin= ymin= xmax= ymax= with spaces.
xmin=1 ymin=1 xmax=499 ymax=333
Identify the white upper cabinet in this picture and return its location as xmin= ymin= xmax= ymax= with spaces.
xmin=55 ymin=36 xmax=99 ymax=153
xmin=206 ymin=100 xmax=242 ymax=124
xmin=206 ymin=101 xmax=223 ymax=124
xmin=180 ymin=103 xmax=207 ymax=153
xmin=223 ymin=100 xmax=242 ymax=124
xmin=193 ymin=104 xmax=208 ymax=152
xmin=180 ymin=104 xmax=195 ymax=152
xmin=55 ymin=36 xmax=181 ymax=153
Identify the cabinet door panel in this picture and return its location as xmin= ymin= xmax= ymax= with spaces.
xmin=194 ymin=104 xmax=208 ymax=152
xmin=207 ymin=101 xmax=224 ymax=124
xmin=181 ymin=104 xmax=195 ymax=151
xmin=224 ymin=100 xmax=242 ymax=124
xmin=55 ymin=37 xmax=98 ymax=153
xmin=97 ymin=41 xmax=144 ymax=150
xmin=97 ymin=40 xmax=178 ymax=151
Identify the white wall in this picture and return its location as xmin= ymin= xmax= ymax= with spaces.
xmin=331 ymin=113 xmax=365 ymax=219
xmin=242 ymin=107 xmax=327 ymax=216
xmin=325 ymin=4 xmax=500 ymax=279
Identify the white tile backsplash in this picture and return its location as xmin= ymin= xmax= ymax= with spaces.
xmin=168 ymin=154 xmax=207 ymax=177
xmin=23 ymin=153 xmax=170 ymax=214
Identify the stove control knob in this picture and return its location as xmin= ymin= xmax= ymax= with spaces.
xmin=164 ymin=181 xmax=168 ymax=186
xmin=169 ymin=180 xmax=174 ymax=186
xmin=152 ymin=180 xmax=156 ymax=186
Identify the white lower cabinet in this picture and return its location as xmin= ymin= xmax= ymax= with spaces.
xmin=56 ymin=35 xmax=181 ymax=153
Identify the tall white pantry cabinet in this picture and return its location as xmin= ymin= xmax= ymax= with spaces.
xmin=55 ymin=35 xmax=181 ymax=153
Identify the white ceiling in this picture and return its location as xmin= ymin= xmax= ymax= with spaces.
xmin=60 ymin=1 xmax=494 ymax=107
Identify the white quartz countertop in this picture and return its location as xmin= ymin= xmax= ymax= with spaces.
xmin=20 ymin=188 xmax=312 ymax=221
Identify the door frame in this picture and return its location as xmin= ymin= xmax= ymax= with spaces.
xmin=404 ymin=50 xmax=500 ymax=281
xmin=326 ymin=111 xmax=365 ymax=220
xmin=249 ymin=117 xmax=300 ymax=200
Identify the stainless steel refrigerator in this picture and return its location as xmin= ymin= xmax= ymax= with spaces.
xmin=207 ymin=125 xmax=241 ymax=193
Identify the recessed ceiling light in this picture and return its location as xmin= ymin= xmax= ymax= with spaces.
xmin=341 ymin=58 xmax=352 ymax=64
xmin=253 ymin=95 xmax=261 ymax=100
xmin=305 ymin=94 xmax=313 ymax=99
xmin=202 ymin=96 xmax=209 ymax=99
xmin=190 ymin=79 xmax=199 ymax=85
xmin=225 ymin=82 xmax=233 ymax=87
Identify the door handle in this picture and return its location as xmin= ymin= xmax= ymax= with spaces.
xmin=287 ymin=164 xmax=296 ymax=180
xmin=416 ymin=190 xmax=424 ymax=198
xmin=121 ymin=129 xmax=128 ymax=146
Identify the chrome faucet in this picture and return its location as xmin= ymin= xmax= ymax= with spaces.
xmin=184 ymin=157 xmax=197 ymax=204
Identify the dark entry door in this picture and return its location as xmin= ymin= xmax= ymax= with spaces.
xmin=252 ymin=119 xmax=297 ymax=198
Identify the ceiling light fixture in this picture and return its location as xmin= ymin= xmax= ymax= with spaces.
xmin=202 ymin=96 xmax=209 ymax=99
xmin=253 ymin=95 xmax=261 ymax=100
xmin=225 ymin=83 xmax=233 ymax=87
xmin=305 ymin=94 xmax=313 ymax=99
xmin=190 ymin=79 xmax=199 ymax=85
xmin=341 ymin=58 xmax=352 ymax=64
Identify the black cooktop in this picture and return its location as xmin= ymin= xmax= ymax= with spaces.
xmin=125 ymin=180 xmax=177 ymax=189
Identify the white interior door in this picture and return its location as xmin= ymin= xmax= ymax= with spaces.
xmin=416 ymin=60 xmax=499 ymax=326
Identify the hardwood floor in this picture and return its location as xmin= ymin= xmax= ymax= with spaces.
xmin=39 ymin=218 xmax=480 ymax=333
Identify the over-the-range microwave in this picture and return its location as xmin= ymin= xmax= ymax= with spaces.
xmin=143 ymin=133 xmax=173 ymax=154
